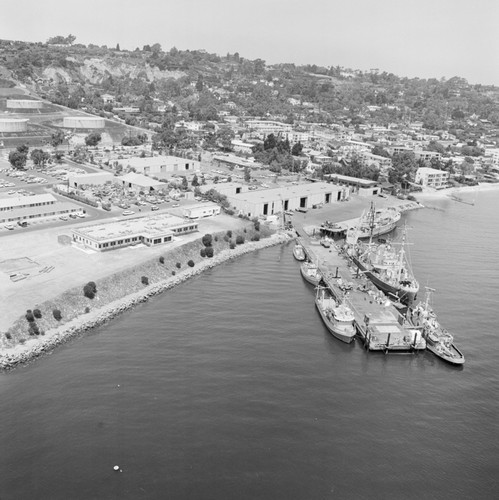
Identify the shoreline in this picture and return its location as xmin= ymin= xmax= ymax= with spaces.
xmin=0 ymin=232 xmax=291 ymax=370
xmin=414 ymin=181 xmax=499 ymax=201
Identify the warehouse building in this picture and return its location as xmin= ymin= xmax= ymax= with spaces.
xmin=226 ymin=182 xmax=346 ymax=218
xmin=72 ymin=214 xmax=198 ymax=252
xmin=68 ymin=171 xmax=115 ymax=189
xmin=124 ymin=155 xmax=200 ymax=176
xmin=117 ymin=172 xmax=164 ymax=192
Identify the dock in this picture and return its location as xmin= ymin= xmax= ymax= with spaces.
xmin=296 ymin=230 xmax=425 ymax=352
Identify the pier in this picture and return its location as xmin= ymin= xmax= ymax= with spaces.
xmin=295 ymin=227 xmax=425 ymax=353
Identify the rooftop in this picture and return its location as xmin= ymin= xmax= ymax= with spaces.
xmin=73 ymin=214 xmax=191 ymax=242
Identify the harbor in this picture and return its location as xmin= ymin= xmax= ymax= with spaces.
xmin=296 ymin=234 xmax=426 ymax=352
xmin=291 ymin=198 xmax=463 ymax=359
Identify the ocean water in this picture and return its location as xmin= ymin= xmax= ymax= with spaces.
xmin=1 ymin=191 xmax=498 ymax=499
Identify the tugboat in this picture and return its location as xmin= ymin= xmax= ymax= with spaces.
xmin=411 ymin=288 xmax=465 ymax=365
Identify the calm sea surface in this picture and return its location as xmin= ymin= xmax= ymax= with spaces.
xmin=1 ymin=191 xmax=499 ymax=499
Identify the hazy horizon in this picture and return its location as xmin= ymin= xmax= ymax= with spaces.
xmin=2 ymin=0 xmax=498 ymax=86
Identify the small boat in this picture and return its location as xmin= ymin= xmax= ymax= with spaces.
xmin=293 ymin=243 xmax=306 ymax=261
xmin=315 ymin=287 xmax=356 ymax=343
xmin=411 ymin=288 xmax=465 ymax=365
xmin=300 ymin=261 xmax=322 ymax=286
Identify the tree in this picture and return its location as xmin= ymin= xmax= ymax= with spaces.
xmin=116 ymin=43 xmax=121 ymax=51
xmin=191 ymin=174 xmax=199 ymax=187
xmin=181 ymin=176 xmax=189 ymax=190
xmin=8 ymin=150 xmax=28 ymax=169
xmin=30 ymin=149 xmax=50 ymax=167
xmin=216 ymin=126 xmax=235 ymax=151
xmin=195 ymin=75 xmax=204 ymax=92
xmin=244 ymin=166 xmax=251 ymax=182
xmin=51 ymin=130 xmax=65 ymax=147
xmin=85 ymin=132 xmax=102 ymax=147
xmin=291 ymin=142 xmax=303 ymax=156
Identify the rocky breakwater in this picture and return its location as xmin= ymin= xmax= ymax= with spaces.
xmin=0 ymin=233 xmax=290 ymax=370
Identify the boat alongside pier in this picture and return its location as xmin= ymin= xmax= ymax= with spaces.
xmin=295 ymin=235 xmax=426 ymax=353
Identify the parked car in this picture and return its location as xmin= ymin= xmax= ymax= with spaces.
xmin=59 ymin=215 xmax=68 ymax=221
xmin=171 ymin=203 xmax=180 ymax=208
xmin=151 ymin=205 xmax=159 ymax=211
xmin=4 ymin=224 xmax=14 ymax=230
xmin=122 ymin=210 xmax=135 ymax=216
xmin=17 ymin=221 xmax=28 ymax=227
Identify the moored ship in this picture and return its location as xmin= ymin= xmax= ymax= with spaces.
xmin=346 ymin=228 xmax=419 ymax=306
xmin=300 ymin=261 xmax=322 ymax=286
xmin=315 ymin=286 xmax=356 ymax=343
xmin=411 ymin=288 xmax=465 ymax=365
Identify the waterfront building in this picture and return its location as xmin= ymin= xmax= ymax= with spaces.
xmin=225 ymin=182 xmax=346 ymax=218
xmin=72 ymin=214 xmax=198 ymax=252
xmin=324 ymin=174 xmax=381 ymax=196
xmin=415 ymin=167 xmax=450 ymax=189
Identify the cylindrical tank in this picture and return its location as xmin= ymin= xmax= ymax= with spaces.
xmin=63 ymin=116 xmax=105 ymax=129
xmin=6 ymin=99 xmax=44 ymax=110
xmin=0 ymin=119 xmax=29 ymax=132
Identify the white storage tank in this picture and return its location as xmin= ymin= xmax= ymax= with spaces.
xmin=63 ymin=116 xmax=105 ymax=129
xmin=0 ymin=119 xmax=29 ymax=132
xmin=6 ymin=99 xmax=44 ymax=110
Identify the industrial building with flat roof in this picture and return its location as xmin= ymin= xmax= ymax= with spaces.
xmin=124 ymin=155 xmax=200 ymax=176
xmin=72 ymin=214 xmax=199 ymax=251
xmin=0 ymin=193 xmax=82 ymax=223
xmin=226 ymin=182 xmax=347 ymax=217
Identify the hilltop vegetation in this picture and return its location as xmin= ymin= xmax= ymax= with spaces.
xmin=1 ymin=36 xmax=498 ymax=134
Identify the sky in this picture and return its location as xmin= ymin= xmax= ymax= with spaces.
xmin=2 ymin=0 xmax=499 ymax=85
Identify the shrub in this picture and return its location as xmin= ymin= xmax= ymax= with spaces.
xmin=141 ymin=276 xmax=149 ymax=285
xmin=254 ymin=221 xmax=260 ymax=231
xmin=5 ymin=333 xmax=12 ymax=340
xmin=205 ymin=247 xmax=214 ymax=258
xmin=159 ymin=256 xmax=165 ymax=264
xmin=171 ymin=270 xmax=176 ymax=276
xmin=230 ymin=242 xmax=236 ymax=249
xmin=200 ymin=248 xmax=206 ymax=257
xmin=53 ymin=309 xmax=62 ymax=321
xmin=83 ymin=281 xmax=97 ymax=299
xmin=202 ymin=233 xmax=213 ymax=247
xmin=214 ymin=236 xmax=218 ymax=242
xmin=29 ymin=323 xmax=40 ymax=336
xmin=236 ymin=235 xmax=245 ymax=245
xmin=25 ymin=310 xmax=35 ymax=322
xmin=176 ymin=262 xmax=181 ymax=269
xmin=187 ymin=260 xmax=195 ymax=267
xmin=223 ymin=235 xmax=230 ymax=242
xmin=251 ymin=234 xmax=260 ymax=241
xmin=84 ymin=306 xmax=90 ymax=313
xmin=33 ymin=309 xmax=42 ymax=319
xmin=243 ymin=228 xmax=247 ymax=233
xmin=226 ymin=230 xmax=232 ymax=238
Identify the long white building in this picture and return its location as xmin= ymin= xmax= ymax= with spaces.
xmin=125 ymin=155 xmax=200 ymax=176
xmin=226 ymin=182 xmax=346 ymax=217
xmin=72 ymin=214 xmax=198 ymax=252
